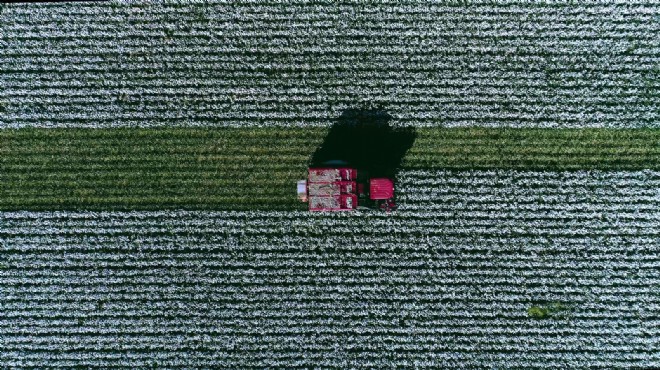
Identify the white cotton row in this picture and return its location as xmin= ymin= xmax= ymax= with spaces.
xmin=1 ymin=1 xmax=658 ymax=128
xmin=0 ymin=168 xmax=658 ymax=366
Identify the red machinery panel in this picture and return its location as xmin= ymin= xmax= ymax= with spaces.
xmin=308 ymin=181 xmax=356 ymax=196
xmin=369 ymin=178 xmax=394 ymax=200
xmin=307 ymin=168 xmax=358 ymax=211
xmin=308 ymin=168 xmax=356 ymax=182
xmin=309 ymin=194 xmax=357 ymax=211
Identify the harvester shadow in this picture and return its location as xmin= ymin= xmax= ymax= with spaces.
xmin=310 ymin=108 xmax=417 ymax=180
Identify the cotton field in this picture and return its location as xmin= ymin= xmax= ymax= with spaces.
xmin=1 ymin=0 xmax=659 ymax=368
xmin=1 ymin=170 xmax=658 ymax=367
xmin=1 ymin=1 xmax=659 ymax=128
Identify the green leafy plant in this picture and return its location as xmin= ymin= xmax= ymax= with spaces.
xmin=528 ymin=306 xmax=549 ymax=319
xmin=528 ymin=302 xmax=569 ymax=319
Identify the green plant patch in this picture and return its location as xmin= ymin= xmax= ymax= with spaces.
xmin=1 ymin=127 xmax=658 ymax=211
xmin=528 ymin=302 xmax=571 ymax=320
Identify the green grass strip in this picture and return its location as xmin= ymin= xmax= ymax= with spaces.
xmin=1 ymin=127 xmax=658 ymax=211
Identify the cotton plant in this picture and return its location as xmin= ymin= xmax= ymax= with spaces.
xmin=2 ymin=1 xmax=659 ymax=128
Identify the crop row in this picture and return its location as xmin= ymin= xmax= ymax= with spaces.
xmin=1 ymin=171 xmax=658 ymax=368
xmin=1 ymin=127 xmax=658 ymax=211
xmin=1 ymin=1 xmax=658 ymax=128
xmin=5 ymin=169 xmax=656 ymax=234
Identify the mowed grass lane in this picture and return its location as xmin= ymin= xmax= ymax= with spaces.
xmin=1 ymin=127 xmax=658 ymax=210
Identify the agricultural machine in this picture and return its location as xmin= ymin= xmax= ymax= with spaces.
xmin=297 ymin=167 xmax=396 ymax=212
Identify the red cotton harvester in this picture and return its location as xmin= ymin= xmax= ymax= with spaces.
xmin=297 ymin=167 xmax=396 ymax=212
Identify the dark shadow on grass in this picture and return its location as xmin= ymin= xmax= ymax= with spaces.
xmin=310 ymin=108 xmax=417 ymax=178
